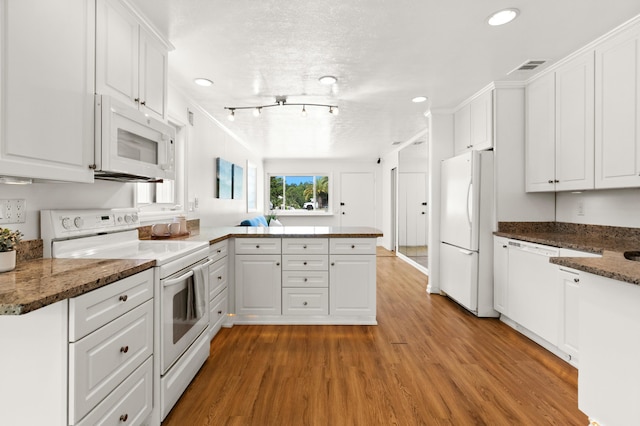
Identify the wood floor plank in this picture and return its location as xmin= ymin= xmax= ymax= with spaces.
xmin=163 ymin=252 xmax=587 ymax=425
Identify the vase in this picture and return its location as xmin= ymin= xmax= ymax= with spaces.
xmin=0 ymin=250 xmax=16 ymax=272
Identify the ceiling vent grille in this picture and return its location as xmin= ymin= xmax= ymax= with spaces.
xmin=508 ymin=59 xmax=547 ymax=74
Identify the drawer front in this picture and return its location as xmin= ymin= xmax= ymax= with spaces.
xmin=209 ymin=288 xmax=228 ymax=338
xmin=69 ymin=269 xmax=154 ymax=342
xmin=209 ymin=257 xmax=228 ymax=300
xmin=283 ymin=288 xmax=329 ymax=315
xmin=282 ymin=238 xmax=328 ymax=255
xmin=209 ymin=240 xmax=229 ymax=263
xmin=235 ymin=237 xmax=281 ymax=254
xmin=282 ymin=254 xmax=328 ymax=271
xmin=75 ymin=357 xmax=152 ymax=426
xmin=330 ymin=238 xmax=377 ymax=255
xmin=282 ymin=271 xmax=329 ymax=288
xmin=69 ymin=300 xmax=154 ymax=423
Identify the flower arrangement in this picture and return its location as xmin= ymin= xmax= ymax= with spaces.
xmin=0 ymin=227 xmax=23 ymax=252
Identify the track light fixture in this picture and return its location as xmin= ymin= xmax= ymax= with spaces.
xmin=224 ymin=97 xmax=338 ymax=119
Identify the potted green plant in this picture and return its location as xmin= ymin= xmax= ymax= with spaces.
xmin=0 ymin=227 xmax=23 ymax=272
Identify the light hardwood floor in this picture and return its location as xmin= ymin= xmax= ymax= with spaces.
xmin=163 ymin=249 xmax=587 ymax=425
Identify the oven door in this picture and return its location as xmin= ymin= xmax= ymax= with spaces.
xmin=96 ymin=95 xmax=175 ymax=180
xmin=160 ymin=259 xmax=211 ymax=374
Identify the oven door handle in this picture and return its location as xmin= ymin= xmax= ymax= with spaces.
xmin=202 ymin=259 xmax=215 ymax=269
xmin=163 ymin=270 xmax=194 ymax=287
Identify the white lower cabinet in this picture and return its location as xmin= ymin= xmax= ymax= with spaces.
xmin=558 ymin=267 xmax=580 ymax=365
xmin=233 ymin=237 xmax=377 ymax=324
xmin=579 ymin=272 xmax=640 ymax=425
xmin=235 ymin=254 xmax=282 ymax=316
xmin=329 ymin=254 xmax=376 ymax=318
xmin=208 ymin=240 xmax=229 ymax=339
xmin=0 ymin=269 xmax=155 ymax=426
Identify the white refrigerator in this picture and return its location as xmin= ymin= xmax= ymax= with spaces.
xmin=439 ymin=150 xmax=498 ymax=317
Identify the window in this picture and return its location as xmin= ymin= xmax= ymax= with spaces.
xmin=135 ymin=121 xmax=185 ymax=218
xmin=269 ymin=175 xmax=330 ymax=213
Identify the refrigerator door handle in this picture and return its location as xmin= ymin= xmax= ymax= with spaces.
xmin=466 ymin=182 xmax=473 ymax=226
xmin=458 ymin=248 xmax=474 ymax=255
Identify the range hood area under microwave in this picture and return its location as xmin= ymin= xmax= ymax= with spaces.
xmin=93 ymin=95 xmax=175 ymax=183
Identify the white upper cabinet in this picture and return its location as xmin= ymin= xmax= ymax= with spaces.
xmin=96 ymin=0 xmax=168 ymax=121
xmin=525 ymin=72 xmax=556 ymax=192
xmin=454 ymin=90 xmax=493 ymax=155
xmin=526 ymin=51 xmax=595 ymax=192
xmin=0 ymin=0 xmax=95 ymax=183
xmin=555 ymin=51 xmax=595 ymax=191
xmin=594 ymin=24 xmax=640 ymax=189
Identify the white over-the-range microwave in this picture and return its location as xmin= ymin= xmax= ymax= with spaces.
xmin=93 ymin=95 xmax=175 ymax=182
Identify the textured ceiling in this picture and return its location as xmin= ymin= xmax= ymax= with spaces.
xmin=129 ymin=0 xmax=640 ymax=160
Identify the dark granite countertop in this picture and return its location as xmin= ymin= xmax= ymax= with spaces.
xmin=0 ymin=258 xmax=155 ymax=315
xmin=495 ymin=222 xmax=640 ymax=286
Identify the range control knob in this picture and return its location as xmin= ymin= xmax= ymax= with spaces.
xmin=61 ymin=217 xmax=72 ymax=229
xmin=131 ymin=213 xmax=139 ymax=223
xmin=116 ymin=215 xmax=123 ymax=223
xmin=73 ymin=217 xmax=84 ymax=229
xmin=124 ymin=214 xmax=133 ymax=224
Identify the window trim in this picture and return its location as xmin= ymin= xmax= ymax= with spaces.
xmin=135 ymin=116 xmax=187 ymax=224
xmin=266 ymin=173 xmax=333 ymax=216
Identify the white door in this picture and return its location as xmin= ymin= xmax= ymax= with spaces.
xmin=439 ymin=242 xmax=478 ymax=312
xmin=440 ymin=152 xmax=475 ymax=250
xmin=340 ymin=172 xmax=375 ymax=227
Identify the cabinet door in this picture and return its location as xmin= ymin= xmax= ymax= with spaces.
xmin=555 ymin=51 xmax=595 ymax=191
xmin=139 ymin=27 xmax=167 ymax=120
xmin=526 ymin=72 xmax=556 ymax=192
xmin=594 ymin=25 xmax=640 ymax=189
xmin=470 ymin=90 xmax=493 ymax=151
xmin=96 ymin=0 xmax=140 ymax=107
xmin=454 ymin=104 xmax=471 ymax=154
xmin=329 ymin=255 xmax=376 ymax=317
xmin=493 ymin=237 xmax=509 ymax=315
xmin=558 ymin=267 xmax=580 ymax=362
xmin=235 ymin=255 xmax=281 ymax=315
xmin=0 ymin=0 xmax=94 ymax=183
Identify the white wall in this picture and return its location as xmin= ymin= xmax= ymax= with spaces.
xmin=0 ymin=181 xmax=133 ymax=240
xmin=168 ymin=87 xmax=264 ymax=227
xmin=263 ymin=158 xmax=382 ymax=231
xmin=427 ymin=112 xmax=454 ymax=293
xmin=556 ymin=189 xmax=640 ymax=227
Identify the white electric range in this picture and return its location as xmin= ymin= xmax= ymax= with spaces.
xmin=41 ymin=209 xmax=212 ymax=423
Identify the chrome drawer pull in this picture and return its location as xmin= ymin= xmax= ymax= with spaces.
xmin=218 ymin=276 xmax=223 ymax=280
xmin=120 ymin=346 xmax=129 ymax=354
xmin=119 ymin=295 xmax=128 ymax=302
xmin=303 ymin=301 xmax=308 ymax=306
xmin=303 ymin=261 xmax=307 ymax=265
xmin=304 ymin=278 xmax=308 ymax=282
xmin=119 ymin=414 xmax=128 ymax=422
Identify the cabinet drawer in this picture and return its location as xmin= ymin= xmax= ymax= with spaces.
xmin=209 ymin=288 xmax=228 ymax=338
xmin=282 ymin=254 xmax=328 ymax=271
xmin=235 ymin=237 xmax=281 ymax=254
xmin=283 ymin=288 xmax=329 ymax=315
xmin=209 ymin=257 xmax=228 ymax=299
xmin=330 ymin=238 xmax=376 ymax=255
xmin=75 ymin=357 xmax=152 ymax=426
xmin=282 ymin=271 xmax=329 ymax=288
xmin=209 ymin=240 xmax=228 ymax=263
xmin=69 ymin=269 xmax=154 ymax=342
xmin=282 ymin=238 xmax=328 ymax=254
xmin=69 ymin=300 xmax=153 ymax=424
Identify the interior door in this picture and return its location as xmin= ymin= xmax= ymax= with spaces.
xmin=340 ymin=172 xmax=375 ymax=227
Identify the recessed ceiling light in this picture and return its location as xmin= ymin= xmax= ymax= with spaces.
xmin=194 ymin=78 xmax=213 ymax=87
xmin=412 ymin=96 xmax=428 ymax=103
xmin=487 ymin=8 xmax=519 ymax=26
xmin=319 ymin=75 xmax=337 ymax=85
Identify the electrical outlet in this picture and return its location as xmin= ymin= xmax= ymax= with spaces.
xmin=577 ymin=201 xmax=585 ymax=216
xmin=0 ymin=199 xmax=26 ymax=224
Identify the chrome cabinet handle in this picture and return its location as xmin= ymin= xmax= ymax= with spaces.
xmin=120 ymin=346 xmax=129 ymax=354
xmin=574 ymin=278 xmax=580 ymax=283
xmin=119 ymin=414 xmax=128 ymax=422
xmin=303 ymin=261 xmax=307 ymax=265
xmin=163 ymin=270 xmax=194 ymax=287
xmin=119 ymin=295 xmax=128 ymax=302
xmin=303 ymin=301 xmax=308 ymax=306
